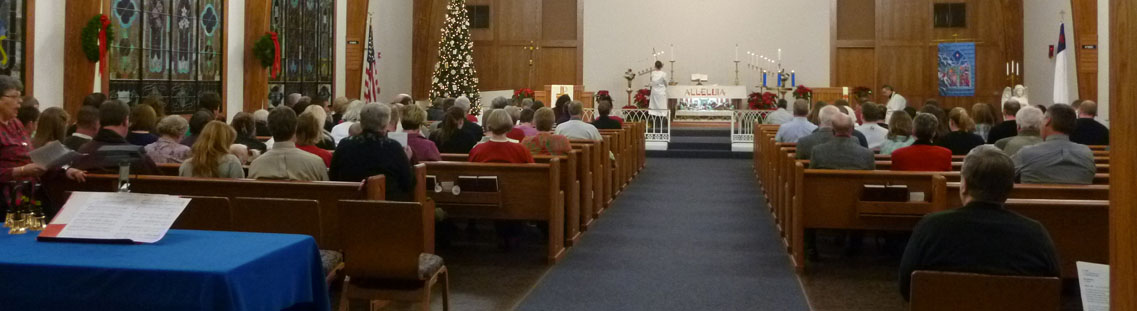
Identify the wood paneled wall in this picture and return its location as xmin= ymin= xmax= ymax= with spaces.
xmin=344 ymin=0 xmax=369 ymax=99
xmin=1110 ymin=0 xmax=1136 ymax=309
xmin=831 ymin=0 xmax=1023 ymax=115
xmin=1071 ymin=0 xmax=1098 ymax=101
xmin=23 ymin=0 xmax=34 ymax=96
xmin=243 ymin=0 xmax=272 ymax=113
xmin=412 ymin=0 xmax=583 ymax=100
xmin=62 ymin=0 xmax=102 ymax=116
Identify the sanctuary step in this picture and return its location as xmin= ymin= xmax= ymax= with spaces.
xmin=647 ymin=126 xmax=751 ymax=159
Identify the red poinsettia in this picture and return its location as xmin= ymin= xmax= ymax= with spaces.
xmin=512 ymin=88 xmax=535 ymax=101
xmin=594 ymin=90 xmax=612 ymax=102
xmin=793 ymin=85 xmax=813 ymax=100
xmin=633 ymin=88 xmax=651 ymax=108
xmin=748 ymin=92 xmax=778 ymax=110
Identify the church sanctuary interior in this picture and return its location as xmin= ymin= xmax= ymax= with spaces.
xmin=2 ymin=0 xmax=1136 ymax=310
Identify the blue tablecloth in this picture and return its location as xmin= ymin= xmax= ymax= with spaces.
xmin=0 ymin=230 xmax=330 ymax=311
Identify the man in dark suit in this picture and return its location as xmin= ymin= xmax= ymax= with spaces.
xmin=62 ymin=106 xmax=99 ymax=150
xmin=986 ymin=99 xmax=1021 ymax=144
xmin=73 ymin=101 xmax=158 ymax=175
xmin=1069 ymin=100 xmax=1110 ymax=146
xmin=898 ymin=145 xmax=1060 ymax=301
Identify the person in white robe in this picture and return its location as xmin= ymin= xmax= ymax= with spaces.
xmin=649 ymin=61 xmax=669 ymax=124
xmin=883 ymin=84 xmax=907 ymax=123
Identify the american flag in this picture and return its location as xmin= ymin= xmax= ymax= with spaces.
xmin=361 ymin=19 xmax=381 ymax=102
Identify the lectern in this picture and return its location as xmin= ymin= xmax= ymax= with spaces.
xmin=535 ymin=85 xmax=595 ymax=109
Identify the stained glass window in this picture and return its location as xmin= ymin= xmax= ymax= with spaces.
xmin=0 ymin=0 xmax=27 ymax=85
xmin=108 ymin=0 xmax=224 ymax=114
xmin=268 ymin=0 xmax=334 ymax=108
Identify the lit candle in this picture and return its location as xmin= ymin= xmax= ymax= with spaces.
xmin=734 ymin=44 xmax=739 ymax=62
xmin=671 ymin=44 xmax=675 ymax=62
xmin=1006 ymin=62 xmax=1010 ymax=76
xmin=763 ymin=71 xmax=767 ymax=87
xmin=778 ymin=49 xmax=782 ymax=62
xmin=791 ymin=70 xmax=796 ymax=87
xmin=1015 ymin=62 xmax=1020 ymax=75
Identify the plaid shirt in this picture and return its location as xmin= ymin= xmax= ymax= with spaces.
xmin=0 ymin=119 xmax=32 ymax=182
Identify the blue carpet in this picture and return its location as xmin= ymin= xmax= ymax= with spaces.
xmin=517 ymin=158 xmax=809 ymax=310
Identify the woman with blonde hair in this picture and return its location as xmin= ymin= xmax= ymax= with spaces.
xmin=303 ymin=105 xmax=336 ymax=150
xmin=936 ymin=107 xmax=986 ymax=155
xmin=31 ymin=107 xmax=69 ymax=149
xmin=878 ymin=110 xmax=915 ymax=156
xmin=296 ymin=110 xmax=333 ymax=167
xmin=180 ymin=121 xmax=244 ymax=178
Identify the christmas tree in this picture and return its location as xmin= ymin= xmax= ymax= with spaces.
xmin=429 ymin=0 xmax=482 ymax=114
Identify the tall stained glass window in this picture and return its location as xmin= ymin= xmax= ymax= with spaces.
xmin=0 ymin=0 xmax=27 ymax=84
xmin=268 ymin=0 xmax=334 ymax=108
xmin=108 ymin=0 xmax=224 ymax=114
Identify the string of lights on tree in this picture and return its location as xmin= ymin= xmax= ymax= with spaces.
xmin=429 ymin=0 xmax=482 ymax=114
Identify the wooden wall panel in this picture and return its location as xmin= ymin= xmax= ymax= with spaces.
xmin=412 ymin=0 xmax=447 ymax=99
xmin=1109 ymin=1 xmax=1136 ymax=309
xmin=834 ymin=48 xmax=875 ymax=91
xmin=835 ymin=0 xmax=874 ymax=40
xmin=344 ymin=0 xmax=370 ymax=100
xmin=243 ymin=0 xmax=272 ymax=112
xmin=1072 ymin=0 xmax=1098 ymax=101
xmin=496 ymin=0 xmax=540 ymax=42
xmin=62 ymin=0 xmax=101 ymax=116
xmin=491 ymin=46 xmax=532 ymax=90
xmin=541 ymin=0 xmax=577 ymax=41
xmin=536 ymin=47 xmax=577 ymax=87
xmin=23 ymin=0 xmax=33 ymax=96
xmin=876 ymin=0 xmax=929 ymax=42
xmin=471 ymin=44 xmax=496 ymax=89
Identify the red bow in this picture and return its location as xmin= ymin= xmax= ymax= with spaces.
xmin=269 ymin=32 xmax=281 ymax=79
xmin=99 ymin=15 xmax=109 ymax=76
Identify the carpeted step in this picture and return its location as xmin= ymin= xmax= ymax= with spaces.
xmin=670 ymin=127 xmax=732 ymax=137
xmin=646 ymin=149 xmax=752 ymax=159
xmin=669 ymin=136 xmax=732 ymax=151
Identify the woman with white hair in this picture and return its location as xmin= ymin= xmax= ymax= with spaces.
xmin=330 ymin=100 xmax=364 ymax=144
xmin=302 ymin=105 xmax=337 ymax=150
xmin=329 ymin=103 xmax=415 ymax=201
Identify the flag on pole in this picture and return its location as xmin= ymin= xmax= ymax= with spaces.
xmin=1053 ymin=23 xmax=1069 ymax=104
xmin=361 ymin=17 xmax=382 ymax=102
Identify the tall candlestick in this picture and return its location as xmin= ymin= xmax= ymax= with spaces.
xmin=734 ymin=44 xmax=739 ymax=62
xmin=671 ymin=44 xmax=675 ymax=62
xmin=791 ymin=71 xmax=796 ymax=87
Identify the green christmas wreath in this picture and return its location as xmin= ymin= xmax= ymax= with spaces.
xmin=253 ymin=34 xmax=276 ymax=68
xmin=81 ymin=15 xmax=115 ymax=62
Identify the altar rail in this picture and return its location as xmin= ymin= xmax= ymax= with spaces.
xmin=569 ymin=108 xmax=669 ymax=142
xmin=731 ymin=110 xmax=774 ymax=144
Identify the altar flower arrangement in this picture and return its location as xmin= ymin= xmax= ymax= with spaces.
xmin=748 ymin=92 xmax=777 ymax=110
xmin=793 ymin=85 xmax=814 ymax=101
xmin=853 ymin=86 xmax=872 ymax=101
xmin=633 ymin=88 xmax=651 ymax=108
xmin=512 ymin=88 xmax=535 ymax=101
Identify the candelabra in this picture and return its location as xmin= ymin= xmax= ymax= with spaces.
xmin=5 ymin=181 xmax=46 ymax=235
xmin=668 ymin=60 xmax=677 ymax=86
xmin=624 ymin=69 xmax=636 ymax=107
xmin=734 ymin=60 xmax=741 ymax=86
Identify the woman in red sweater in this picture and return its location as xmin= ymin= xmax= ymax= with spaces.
xmin=296 ymin=110 xmax=333 ymax=167
xmin=469 ymin=110 xmax=534 ymax=164
xmin=891 ymin=113 xmax=953 ymax=171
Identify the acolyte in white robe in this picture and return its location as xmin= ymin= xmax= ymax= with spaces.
xmin=884 ymin=92 xmax=908 ymax=123
xmin=649 ymin=70 xmax=669 ymax=117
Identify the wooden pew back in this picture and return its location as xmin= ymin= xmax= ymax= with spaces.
xmin=909 ymin=271 xmax=1061 ymax=311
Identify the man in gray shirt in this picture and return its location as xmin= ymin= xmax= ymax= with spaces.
xmin=810 ymin=114 xmax=875 ymax=170
xmin=994 ymin=105 xmax=1044 ymax=156
xmin=1011 ymin=104 xmax=1095 ymax=184
xmin=796 ymin=106 xmax=868 ymax=159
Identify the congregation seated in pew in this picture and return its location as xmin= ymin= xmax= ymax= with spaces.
xmin=555 ymin=101 xmax=603 ymax=141
xmin=591 ymin=99 xmax=622 ymax=130
xmin=1013 ymin=104 xmax=1096 ymax=185
xmin=516 ymin=107 xmax=539 ymax=137
xmin=248 ymin=107 xmax=329 ymax=181
xmin=296 ymin=109 xmax=333 ymax=168
xmin=937 ymin=107 xmax=986 ymax=155
xmin=970 ymin=103 xmax=998 ymax=141
xmin=470 ymin=110 xmax=535 ymax=164
xmin=797 ymin=105 xmax=868 ymax=160
xmin=146 ymin=115 xmax=192 ymax=164
xmin=330 ymin=103 xmax=415 ymax=201
xmin=987 ymin=99 xmax=1022 ymax=144
xmin=181 ymin=110 xmax=214 ymax=147
xmin=774 ymin=99 xmax=816 ymax=143
xmin=430 ymin=106 xmax=481 ymax=154
xmin=231 ymin=112 xmax=268 ymax=154
xmin=179 ymin=121 xmax=245 ymax=179
xmin=808 ymin=113 xmax=874 ymax=170
xmin=1070 ymin=100 xmax=1110 ymax=146
xmin=879 ymin=110 xmax=915 ymax=155
xmin=899 ymin=145 xmax=1060 ymax=301
xmin=401 ymin=104 xmax=442 ymax=164
xmin=126 ymin=104 xmax=159 ymax=146
xmin=521 ymin=107 xmax=572 ymax=156
xmin=891 ymin=113 xmax=953 ymax=172
xmin=994 ymin=105 xmax=1044 ymax=156
xmin=764 ymin=98 xmax=793 ymax=125
xmin=74 ymin=100 xmax=159 ymax=175
xmin=855 ymin=102 xmax=889 ymax=150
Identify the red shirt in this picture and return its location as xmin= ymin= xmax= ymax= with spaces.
xmin=466 ymin=115 xmax=479 ymax=124
xmin=890 ymin=143 xmax=952 ymax=171
xmin=0 ymin=120 xmax=31 ymax=181
xmin=297 ymin=144 xmax=333 ymax=167
xmin=468 ymin=141 xmax=535 ymax=164
xmin=505 ymin=128 xmax=527 ymax=141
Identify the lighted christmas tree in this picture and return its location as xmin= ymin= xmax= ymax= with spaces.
xmin=429 ymin=0 xmax=481 ymax=114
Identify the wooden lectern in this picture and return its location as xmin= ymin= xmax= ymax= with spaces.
xmin=535 ymin=85 xmax=595 ymax=109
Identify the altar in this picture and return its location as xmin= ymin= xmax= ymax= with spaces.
xmin=666 ymin=85 xmax=747 ymax=121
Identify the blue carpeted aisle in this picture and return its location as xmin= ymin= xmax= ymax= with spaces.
xmin=517 ymin=158 xmax=809 ymax=310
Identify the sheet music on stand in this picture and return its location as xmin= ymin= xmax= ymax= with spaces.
xmin=38 ymin=192 xmax=191 ymax=244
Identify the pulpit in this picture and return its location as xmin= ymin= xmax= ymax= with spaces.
xmin=535 ymin=85 xmax=595 ymax=109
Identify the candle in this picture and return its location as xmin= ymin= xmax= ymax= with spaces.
xmin=734 ymin=44 xmax=739 ymax=62
xmin=1015 ymin=62 xmax=1020 ymax=75
xmin=671 ymin=44 xmax=675 ymax=62
xmin=791 ymin=71 xmax=796 ymax=87
xmin=1006 ymin=62 xmax=1010 ymax=76
xmin=777 ymin=49 xmax=782 ymax=62
xmin=763 ymin=72 xmax=767 ymax=87
xmin=777 ymin=73 xmax=782 ymax=87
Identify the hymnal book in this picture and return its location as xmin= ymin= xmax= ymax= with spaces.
xmin=388 ymin=132 xmax=408 ymax=147
xmin=1077 ymin=261 xmax=1109 ymax=311
xmin=860 ymin=184 xmax=909 ymax=202
xmin=28 ymin=141 xmax=82 ymax=169
xmin=38 ymin=192 xmax=191 ymax=244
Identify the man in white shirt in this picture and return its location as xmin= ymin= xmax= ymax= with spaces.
xmin=764 ymin=99 xmax=793 ymax=125
xmin=855 ymin=102 xmax=889 ymax=150
xmin=554 ymin=101 xmax=603 ymax=141
xmin=774 ymin=99 xmax=817 ymax=143
xmin=883 ymin=85 xmax=907 ymax=123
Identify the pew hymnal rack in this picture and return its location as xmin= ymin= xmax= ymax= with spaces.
xmin=38 ymin=192 xmax=191 ymax=244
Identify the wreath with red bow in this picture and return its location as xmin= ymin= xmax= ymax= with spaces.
xmin=81 ymin=14 xmax=114 ymax=74
xmin=253 ymin=32 xmax=282 ymax=78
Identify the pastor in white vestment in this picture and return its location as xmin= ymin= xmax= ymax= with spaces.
xmin=648 ymin=61 xmax=669 ymax=117
xmin=882 ymin=85 xmax=907 ymax=123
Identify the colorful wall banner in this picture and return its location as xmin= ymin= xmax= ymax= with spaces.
xmin=938 ymin=42 xmax=975 ymax=97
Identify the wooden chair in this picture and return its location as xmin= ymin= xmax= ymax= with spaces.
xmin=170 ymin=196 xmax=232 ymax=231
xmin=337 ymin=200 xmax=448 ymax=311
xmin=909 ymin=271 xmax=1060 ymax=311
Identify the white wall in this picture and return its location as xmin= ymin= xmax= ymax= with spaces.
xmin=32 ymin=0 xmax=66 ymax=109
xmin=225 ymin=0 xmax=246 ymax=120
xmin=583 ymin=0 xmax=830 ymax=99
xmin=1024 ymin=1 xmax=1079 ymax=107
xmin=1096 ymin=0 xmax=1109 ymax=125
xmin=368 ymin=0 xmax=413 ymax=99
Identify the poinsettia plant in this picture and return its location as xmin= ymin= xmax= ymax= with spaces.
xmin=632 ymin=88 xmax=651 ymax=108
xmin=793 ymin=85 xmax=813 ymax=101
xmin=594 ymin=90 xmax=611 ymax=103
xmin=748 ymin=92 xmax=777 ymax=110
xmin=512 ymin=88 xmax=535 ymax=101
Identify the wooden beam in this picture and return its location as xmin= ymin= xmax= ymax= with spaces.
xmin=62 ymin=0 xmax=101 ymax=117
xmin=24 ymin=0 xmax=34 ymax=96
xmin=1110 ymin=0 xmax=1137 ymax=309
xmin=243 ymin=0 xmax=272 ymax=113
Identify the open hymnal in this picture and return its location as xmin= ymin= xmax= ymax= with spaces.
xmin=1077 ymin=261 xmax=1110 ymax=311
xmin=38 ymin=192 xmax=191 ymax=244
xmin=28 ymin=141 xmax=82 ymax=169
xmin=388 ymin=131 xmax=408 ymax=147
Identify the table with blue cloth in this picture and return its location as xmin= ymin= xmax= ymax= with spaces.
xmin=0 ymin=229 xmax=331 ymax=311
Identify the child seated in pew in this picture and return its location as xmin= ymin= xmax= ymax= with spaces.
xmin=468 ymin=109 xmax=534 ymax=250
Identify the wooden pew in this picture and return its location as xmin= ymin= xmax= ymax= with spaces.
xmin=423 ymin=160 xmax=566 ymax=264
xmin=1004 ymin=199 xmax=1110 ymax=278
xmin=945 ymin=182 xmax=1109 ymax=210
xmin=171 ymin=196 xmax=233 ymax=231
xmin=45 ymin=174 xmax=386 ymax=250
xmin=571 ymin=140 xmax=607 ymax=217
xmin=909 ymin=271 xmax=1061 ymax=311
xmin=440 ymin=151 xmax=584 ymax=246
